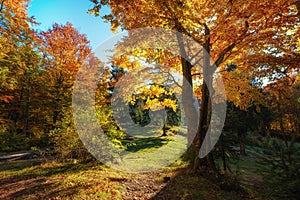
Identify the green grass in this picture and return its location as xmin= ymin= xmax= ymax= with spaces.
xmin=1 ymin=135 xmax=274 ymax=200
xmin=122 ymin=137 xmax=171 ymax=152
xmin=152 ymin=171 xmax=246 ymax=200
xmin=0 ymin=158 xmax=260 ymax=200
xmin=117 ymin=134 xmax=188 ymax=172
xmin=0 ymin=160 xmax=125 ymax=200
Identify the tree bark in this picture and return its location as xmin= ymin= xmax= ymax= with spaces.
xmin=193 ymin=23 xmax=216 ymax=171
xmin=238 ymin=129 xmax=246 ymax=156
xmin=175 ymin=22 xmax=198 ymax=148
xmin=22 ymin=84 xmax=30 ymax=136
xmin=221 ymin=135 xmax=227 ymax=171
xmin=0 ymin=0 xmax=5 ymax=14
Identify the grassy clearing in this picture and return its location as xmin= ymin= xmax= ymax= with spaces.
xmin=0 ymin=158 xmax=260 ymax=200
xmin=117 ymin=128 xmax=188 ymax=172
xmin=0 ymin=160 xmax=125 ymax=199
xmin=0 ymin=135 xmax=273 ymax=200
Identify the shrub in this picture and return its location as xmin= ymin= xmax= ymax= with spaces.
xmin=257 ymin=137 xmax=300 ymax=199
xmin=0 ymin=123 xmax=29 ymax=152
xmin=50 ymin=109 xmax=91 ymax=160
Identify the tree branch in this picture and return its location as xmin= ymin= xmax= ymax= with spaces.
xmin=168 ymin=71 xmax=182 ymax=89
xmin=0 ymin=0 xmax=4 ymax=14
xmin=0 ymin=0 xmax=5 ymax=22
xmin=214 ymin=20 xmax=250 ymax=68
xmin=214 ymin=43 xmax=236 ymax=68
xmin=190 ymin=48 xmax=203 ymax=60
xmin=193 ymin=56 xmax=204 ymax=67
xmin=192 ymin=72 xmax=202 ymax=77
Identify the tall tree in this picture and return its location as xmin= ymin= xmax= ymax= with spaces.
xmin=0 ymin=0 xmax=36 ymax=104
xmin=0 ymin=0 xmax=46 ymax=150
xmin=90 ymin=0 xmax=299 ymax=170
xmin=39 ymin=23 xmax=91 ymax=130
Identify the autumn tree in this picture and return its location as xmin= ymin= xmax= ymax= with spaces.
xmin=0 ymin=0 xmax=45 ymax=150
xmin=255 ymin=75 xmax=300 ymax=199
xmin=89 ymin=0 xmax=299 ymax=170
xmin=39 ymin=23 xmax=91 ymax=130
xmin=248 ymin=22 xmax=300 ymax=159
xmin=0 ymin=0 xmax=36 ymax=109
xmin=129 ymin=83 xmax=181 ymax=136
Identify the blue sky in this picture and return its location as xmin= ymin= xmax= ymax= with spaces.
xmin=28 ymin=0 xmax=114 ymax=49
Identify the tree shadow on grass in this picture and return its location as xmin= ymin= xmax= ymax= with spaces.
xmin=0 ymin=160 xmax=100 ymax=200
xmin=122 ymin=137 xmax=171 ymax=152
xmin=0 ymin=176 xmax=84 ymax=200
xmin=149 ymin=167 xmax=250 ymax=200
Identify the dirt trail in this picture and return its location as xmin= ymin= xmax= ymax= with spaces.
xmin=0 ymin=159 xmax=173 ymax=200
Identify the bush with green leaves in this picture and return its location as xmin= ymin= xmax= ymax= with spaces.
xmin=95 ymin=105 xmax=125 ymax=143
xmin=0 ymin=123 xmax=29 ymax=152
xmin=50 ymin=104 xmax=125 ymax=160
xmin=49 ymin=109 xmax=90 ymax=160
xmin=256 ymin=137 xmax=300 ymax=200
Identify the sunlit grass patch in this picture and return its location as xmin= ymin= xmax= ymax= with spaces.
xmin=0 ymin=160 xmax=126 ymax=199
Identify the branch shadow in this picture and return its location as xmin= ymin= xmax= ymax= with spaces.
xmin=149 ymin=167 xmax=250 ymax=200
xmin=0 ymin=160 xmax=99 ymax=200
xmin=122 ymin=137 xmax=171 ymax=152
xmin=0 ymin=176 xmax=84 ymax=200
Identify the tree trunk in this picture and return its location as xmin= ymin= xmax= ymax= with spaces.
xmin=161 ymin=126 xmax=167 ymax=136
xmin=175 ymin=25 xmax=198 ymax=148
xmin=22 ymin=85 xmax=30 ymax=136
xmin=175 ymin=21 xmax=217 ymax=171
xmin=221 ymin=134 xmax=227 ymax=171
xmin=238 ymin=129 xmax=246 ymax=156
xmin=193 ymin=23 xmax=216 ymax=171
xmin=193 ymin=78 xmax=214 ymax=170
